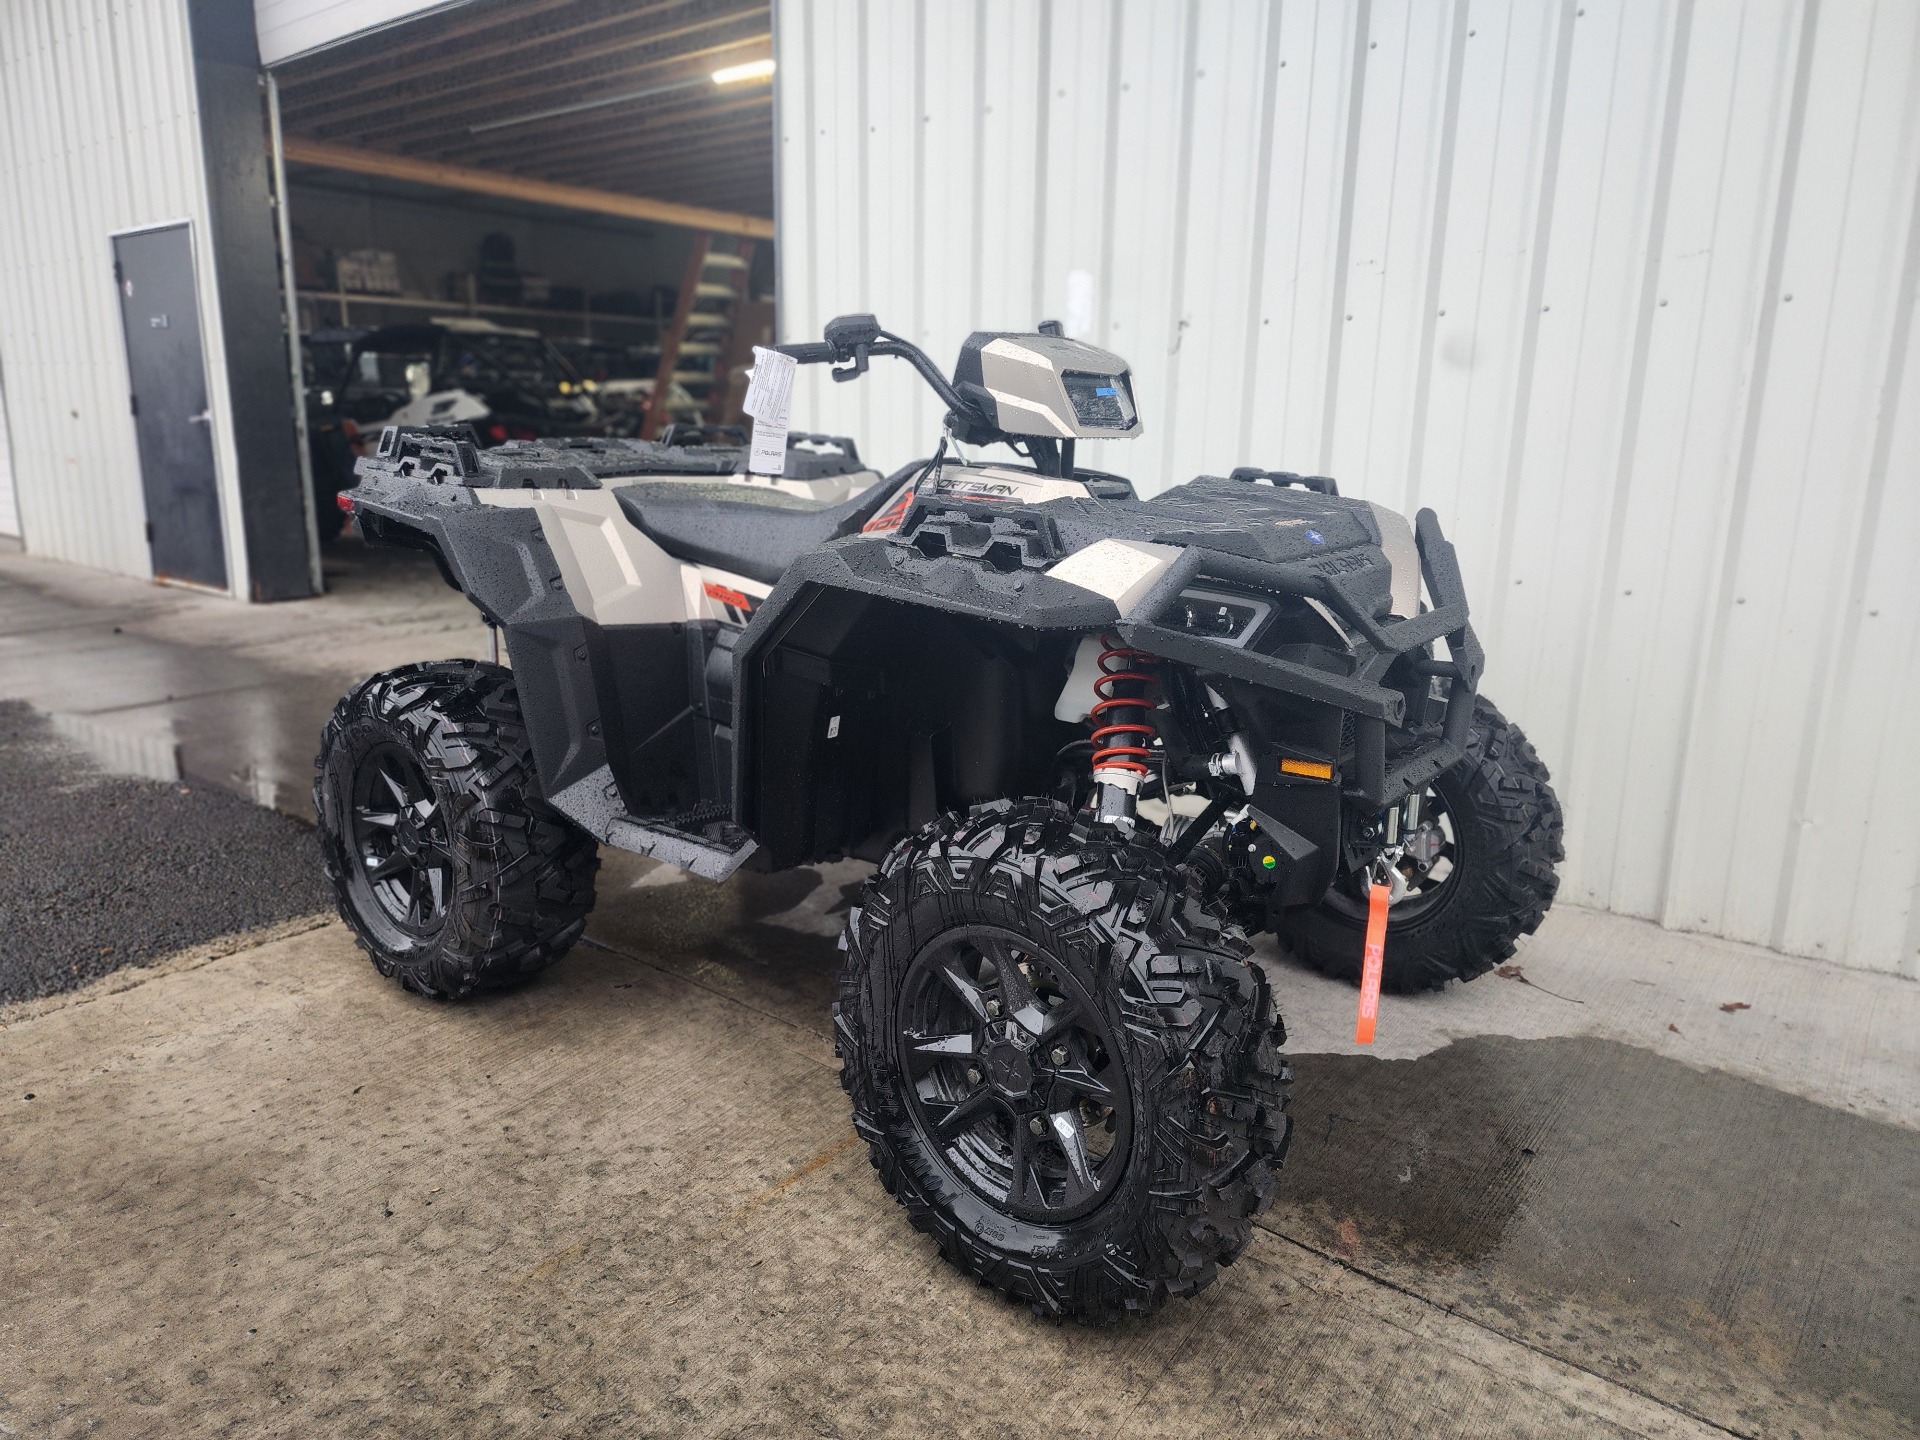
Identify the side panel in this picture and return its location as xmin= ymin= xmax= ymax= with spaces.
xmin=476 ymin=488 xmax=689 ymax=626
xmin=735 ymin=567 xmax=1088 ymax=870
xmin=586 ymin=620 xmax=707 ymax=821
xmin=472 ymin=486 xmax=770 ymax=826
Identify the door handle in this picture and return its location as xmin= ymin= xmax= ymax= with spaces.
xmin=188 ymin=409 xmax=212 ymax=425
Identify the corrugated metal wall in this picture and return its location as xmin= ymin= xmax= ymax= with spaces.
xmin=0 ymin=0 xmax=249 ymax=591
xmin=775 ymin=0 xmax=1920 ymax=977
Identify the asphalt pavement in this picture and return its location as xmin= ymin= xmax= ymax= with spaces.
xmin=0 ymin=700 xmax=329 ymax=1003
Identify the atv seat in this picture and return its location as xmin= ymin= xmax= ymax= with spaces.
xmin=613 ymin=476 xmax=900 ymax=585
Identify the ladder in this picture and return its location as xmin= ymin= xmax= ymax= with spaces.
xmin=641 ymin=233 xmax=755 ymax=438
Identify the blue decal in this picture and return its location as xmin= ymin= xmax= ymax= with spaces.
xmin=1095 ymin=386 xmax=1116 ymax=396
xmin=1305 ymin=529 xmax=1325 ymax=545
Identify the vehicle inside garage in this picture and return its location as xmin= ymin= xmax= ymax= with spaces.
xmin=266 ymin=0 xmax=777 ymax=544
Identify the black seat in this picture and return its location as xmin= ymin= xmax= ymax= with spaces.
xmin=613 ymin=476 xmax=901 ymax=585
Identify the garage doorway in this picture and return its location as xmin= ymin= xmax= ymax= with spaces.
xmin=113 ymin=223 xmax=227 ymax=590
xmin=263 ymin=0 xmax=776 ymax=549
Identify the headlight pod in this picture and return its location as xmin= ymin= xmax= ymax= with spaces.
xmin=1159 ymin=586 xmax=1272 ymax=647
xmin=1061 ymin=371 xmax=1138 ymax=429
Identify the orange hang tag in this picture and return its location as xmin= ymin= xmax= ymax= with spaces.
xmin=1354 ymin=882 xmax=1390 ymax=1044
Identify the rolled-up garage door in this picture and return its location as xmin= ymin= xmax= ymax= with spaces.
xmin=254 ymin=0 xmax=467 ymax=67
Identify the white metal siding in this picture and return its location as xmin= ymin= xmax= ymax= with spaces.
xmin=776 ymin=0 xmax=1920 ymax=977
xmin=0 ymin=0 xmax=251 ymax=593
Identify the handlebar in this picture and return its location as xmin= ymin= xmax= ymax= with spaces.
xmin=770 ymin=341 xmax=836 ymax=363
xmin=768 ymin=315 xmax=970 ymax=419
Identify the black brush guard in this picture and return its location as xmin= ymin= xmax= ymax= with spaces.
xmin=1115 ymin=507 xmax=1482 ymax=810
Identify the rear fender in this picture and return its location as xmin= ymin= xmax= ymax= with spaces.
xmin=353 ymin=493 xmax=611 ymax=811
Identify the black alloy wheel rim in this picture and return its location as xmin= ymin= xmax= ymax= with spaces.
xmin=897 ymin=925 xmax=1132 ymax=1224
xmin=1331 ymin=782 xmax=1462 ymax=924
xmin=348 ymin=743 xmax=453 ymax=937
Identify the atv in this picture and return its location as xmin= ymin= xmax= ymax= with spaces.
xmin=317 ymin=313 xmax=1563 ymax=1323
xmin=319 ymin=317 xmax=604 ymax=454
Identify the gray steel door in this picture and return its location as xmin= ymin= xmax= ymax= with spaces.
xmin=114 ymin=224 xmax=226 ymax=589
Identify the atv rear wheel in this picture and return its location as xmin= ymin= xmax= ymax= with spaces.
xmin=835 ymin=798 xmax=1291 ymax=1323
xmin=1281 ymin=696 xmax=1562 ymax=993
xmin=314 ymin=660 xmax=598 ymax=999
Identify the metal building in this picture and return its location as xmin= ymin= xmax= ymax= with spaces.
xmin=0 ymin=0 xmax=776 ymax=602
xmin=775 ymin=0 xmax=1920 ymax=977
xmin=0 ymin=0 xmax=316 ymax=599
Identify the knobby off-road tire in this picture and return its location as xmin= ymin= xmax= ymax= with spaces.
xmin=1282 ymin=696 xmax=1563 ymax=993
xmin=835 ymin=798 xmax=1291 ymax=1323
xmin=315 ymin=660 xmax=598 ymax=999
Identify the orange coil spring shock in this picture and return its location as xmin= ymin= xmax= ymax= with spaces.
xmin=1089 ymin=634 xmax=1157 ymax=777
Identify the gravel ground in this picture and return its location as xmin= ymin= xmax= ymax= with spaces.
xmin=0 ymin=701 xmax=332 ymax=1003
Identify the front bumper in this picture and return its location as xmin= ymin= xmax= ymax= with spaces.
xmin=1115 ymin=507 xmax=1482 ymax=808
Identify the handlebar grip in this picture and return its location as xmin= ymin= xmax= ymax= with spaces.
xmin=770 ymin=341 xmax=836 ymax=362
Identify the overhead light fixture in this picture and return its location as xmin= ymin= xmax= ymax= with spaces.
xmin=469 ymin=52 xmax=774 ymax=135
xmin=711 ymin=58 xmax=776 ymax=86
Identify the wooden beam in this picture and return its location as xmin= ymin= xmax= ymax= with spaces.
xmin=280 ymin=137 xmax=773 ymax=238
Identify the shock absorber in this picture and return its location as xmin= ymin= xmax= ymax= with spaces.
xmin=1088 ymin=633 xmax=1156 ymax=826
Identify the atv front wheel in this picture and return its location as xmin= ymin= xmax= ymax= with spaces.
xmin=1282 ymin=696 xmax=1563 ymax=993
xmin=835 ymin=798 xmax=1291 ymax=1323
xmin=314 ymin=660 xmax=599 ymax=999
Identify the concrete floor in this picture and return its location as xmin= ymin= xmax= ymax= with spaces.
xmin=1 ymin=542 xmax=1917 ymax=1439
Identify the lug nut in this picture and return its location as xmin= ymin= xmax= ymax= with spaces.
xmin=1050 ymin=1047 xmax=1068 ymax=1065
xmin=966 ymin=1068 xmax=982 ymax=1085
xmin=986 ymin=999 xmax=1001 ymax=1017
xmin=1029 ymin=1117 xmax=1045 ymax=1135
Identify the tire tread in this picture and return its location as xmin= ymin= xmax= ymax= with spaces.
xmin=314 ymin=660 xmax=597 ymax=1000
xmin=836 ymin=799 xmax=1291 ymax=1323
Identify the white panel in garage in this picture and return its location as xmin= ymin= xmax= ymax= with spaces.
xmin=255 ymin=0 xmax=460 ymax=66
xmin=775 ymin=0 xmax=1920 ymax=977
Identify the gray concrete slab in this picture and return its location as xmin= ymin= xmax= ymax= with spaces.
xmin=8 ymin=919 xmax=1876 ymax=1440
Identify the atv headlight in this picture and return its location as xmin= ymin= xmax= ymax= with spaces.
xmin=1160 ymin=587 xmax=1271 ymax=647
xmin=1061 ymin=371 xmax=1138 ymax=429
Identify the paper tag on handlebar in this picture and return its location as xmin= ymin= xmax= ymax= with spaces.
xmin=743 ymin=346 xmax=797 ymax=475
xmin=1354 ymin=882 xmax=1389 ymax=1045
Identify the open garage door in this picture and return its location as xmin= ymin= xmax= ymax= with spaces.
xmin=263 ymin=0 xmax=776 ymax=547
xmin=255 ymin=0 xmax=470 ymax=67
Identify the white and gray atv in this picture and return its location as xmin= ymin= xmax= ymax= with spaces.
xmin=319 ymin=313 xmax=1562 ymax=1323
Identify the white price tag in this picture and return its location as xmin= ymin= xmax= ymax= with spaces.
xmin=743 ymin=346 xmax=797 ymax=476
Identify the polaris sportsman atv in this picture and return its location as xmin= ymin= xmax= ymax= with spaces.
xmin=317 ymin=313 xmax=1562 ymax=1323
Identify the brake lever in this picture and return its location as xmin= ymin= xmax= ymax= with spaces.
xmin=830 ymin=343 xmax=871 ymax=383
